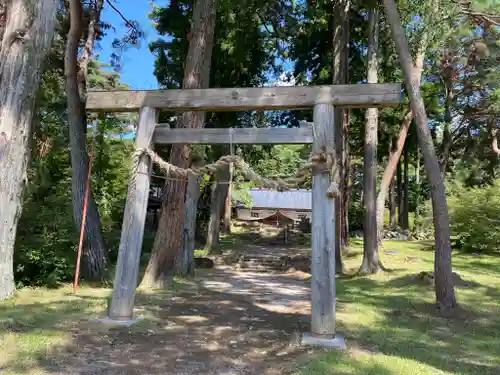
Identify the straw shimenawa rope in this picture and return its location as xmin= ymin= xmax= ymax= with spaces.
xmin=131 ymin=147 xmax=340 ymax=198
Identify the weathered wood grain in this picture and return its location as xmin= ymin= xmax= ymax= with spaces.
xmin=108 ymin=106 xmax=157 ymax=320
xmin=153 ymin=126 xmax=314 ymax=144
xmin=86 ymin=84 xmax=403 ymax=112
xmin=310 ymin=104 xmax=337 ymax=337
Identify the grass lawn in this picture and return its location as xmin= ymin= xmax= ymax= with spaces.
xmin=0 ymin=279 xmax=194 ymax=375
xmin=292 ymin=240 xmax=500 ymax=375
xmin=1 ymin=239 xmax=499 ymax=374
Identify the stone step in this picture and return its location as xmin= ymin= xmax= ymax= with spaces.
xmin=221 ymin=254 xmax=312 ymax=273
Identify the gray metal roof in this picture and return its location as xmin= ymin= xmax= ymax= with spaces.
xmin=248 ymin=188 xmax=312 ymax=210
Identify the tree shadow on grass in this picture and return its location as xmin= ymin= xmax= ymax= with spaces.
xmin=292 ymin=351 xmax=402 ymax=375
xmin=336 ymin=275 xmax=500 ymax=375
xmin=453 ymin=258 xmax=500 ymax=277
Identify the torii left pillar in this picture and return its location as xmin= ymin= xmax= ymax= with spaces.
xmin=100 ymin=106 xmax=158 ymax=325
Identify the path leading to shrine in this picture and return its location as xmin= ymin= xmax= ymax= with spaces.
xmin=40 ymin=262 xmax=314 ymax=375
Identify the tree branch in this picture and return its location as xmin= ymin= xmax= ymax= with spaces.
xmin=451 ymin=0 xmax=500 ymax=26
xmin=78 ymin=0 xmax=104 ymax=105
xmin=105 ymin=0 xmax=138 ymax=30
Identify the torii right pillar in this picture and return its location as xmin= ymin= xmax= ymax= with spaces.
xmin=301 ymin=103 xmax=345 ymax=349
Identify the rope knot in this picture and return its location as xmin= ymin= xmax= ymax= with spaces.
xmin=309 ymin=147 xmax=340 ymax=199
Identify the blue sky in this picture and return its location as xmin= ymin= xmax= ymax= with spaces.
xmin=96 ymin=1 xmax=294 ymax=90
xmin=95 ymin=0 xmax=294 ymax=139
xmin=97 ymin=0 xmax=164 ymax=89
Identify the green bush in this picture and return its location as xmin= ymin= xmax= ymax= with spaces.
xmin=447 ymin=181 xmax=500 ymax=253
xmin=15 ymin=179 xmax=77 ymax=287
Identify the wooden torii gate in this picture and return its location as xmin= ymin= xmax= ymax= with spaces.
xmin=86 ymin=84 xmax=403 ymax=347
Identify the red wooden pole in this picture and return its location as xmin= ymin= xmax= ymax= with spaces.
xmin=73 ymin=142 xmax=94 ymax=292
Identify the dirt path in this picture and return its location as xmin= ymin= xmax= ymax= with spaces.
xmin=49 ymin=266 xmax=313 ymax=375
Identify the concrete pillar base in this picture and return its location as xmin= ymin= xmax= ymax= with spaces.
xmin=301 ymin=332 xmax=346 ymax=349
xmin=96 ymin=315 xmax=144 ymax=327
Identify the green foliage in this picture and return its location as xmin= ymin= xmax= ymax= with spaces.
xmin=15 ymin=180 xmax=76 ymax=288
xmin=14 ymin=46 xmax=134 ymax=286
xmin=232 ymin=181 xmax=253 ymax=208
xmin=448 ymin=181 xmax=500 ymax=254
xmin=252 ymin=144 xmax=309 ymax=184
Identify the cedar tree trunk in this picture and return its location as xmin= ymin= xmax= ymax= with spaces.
xmin=174 ymin=174 xmax=202 ymax=276
xmin=205 ymin=165 xmax=229 ymax=254
xmin=65 ymin=0 xmax=108 ymax=280
xmin=141 ymin=0 xmax=217 ymax=288
xmin=359 ymin=6 xmax=381 ymax=274
xmin=0 ymin=0 xmax=58 ymax=300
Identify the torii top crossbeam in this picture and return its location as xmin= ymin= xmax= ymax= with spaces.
xmin=86 ymin=84 xmax=403 ymax=112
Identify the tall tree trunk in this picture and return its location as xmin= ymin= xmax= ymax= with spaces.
xmin=383 ymin=0 xmax=457 ymax=313
xmin=141 ymin=0 xmax=217 ymax=288
xmin=332 ymin=0 xmax=349 ymax=273
xmin=440 ymin=122 xmax=451 ymax=173
xmin=359 ymin=6 xmax=381 ymax=274
xmin=389 ymin=180 xmax=397 ymax=229
xmin=175 ymin=174 xmax=201 ymax=276
xmin=440 ymin=83 xmax=453 ymax=173
xmin=414 ymin=147 xmax=421 ymax=230
xmin=205 ymin=165 xmax=229 ymax=254
xmin=0 ymin=0 xmax=8 ymax=43
xmin=341 ymin=119 xmax=350 ymax=250
xmin=375 ymin=86 xmax=421 ymax=240
xmin=375 ymin=0 xmax=433 ymax=242
xmin=396 ymin=157 xmax=402 ymax=227
xmin=221 ymin=151 xmax=233 ymax=233
xmin=340 ymin=2 xmax=351 ymax=254
xmin=65 ymin=0 xmax=108 ymax=280
xmin=0 ymin=0 xmax=58 ymax=300
xmin=402 ymin=141 xmax=410 ymax=230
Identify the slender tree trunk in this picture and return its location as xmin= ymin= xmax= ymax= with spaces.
xmin=141 ymin=0 xmax=217 ymax=288
xmin=396 ymin=157 xmax=402 ymax=227
xmin=65 ymin=0 xmax=108 ymax=280
xmin=389 ymin=180 xmax=397 ymax=228
xmin=376 ymin=108 xmax=419 ymax=239
xmin=359 ymin=6 xmax=381 ymax=274
xmin=377 ymin=119 xmax=410 ymax=241
xmin=340 ymin=2 xmax=351 ymax=254
xmin=341 ymin=121 xmax=350 ymax=250
xmin=402 ymin=141 xmax=410 ymax=230
xmin=440 ymin=122 xmax=451 ymax=173
xmin=0 ymin=0 xmax=58 ymax=300
xmin=332 ymin=0 xmax=349 ymax=273
xmin=440 ymin=83 xmax=453 ymax=173
xmin=175 ymin=174 xmax=201 ymax=276
xmin=414 ymin=147 xmax=421 ymax=230
xmin=375 ymin=0 xmax=433 ymax=243
xmin=383 ymin=0 xmax=457 ymax=313
xmin=205 ymin=166 xmax=229 ymax=254
xmin=221 ymin=157 xmax=233 ymax=233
